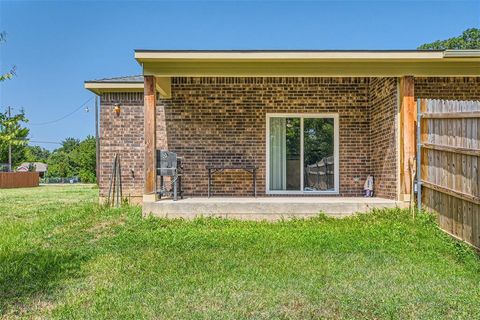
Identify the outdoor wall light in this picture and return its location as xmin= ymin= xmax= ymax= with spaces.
xmin=114 ymin=103 xmax=121 ymax=116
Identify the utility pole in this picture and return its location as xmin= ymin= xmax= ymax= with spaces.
xmin=7 ymin=106 xmax=12 ymax=172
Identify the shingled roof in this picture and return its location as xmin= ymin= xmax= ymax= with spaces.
xmin=85 ymin=75 xmax=143 ymax=83
xmin=84 ymin=75 xmax=145 ymax=94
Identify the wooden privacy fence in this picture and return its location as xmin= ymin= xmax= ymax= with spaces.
xmin=419 ymin=99 xmax=479 ymax=249
xmin=0 ymin=172 xmax=40 ymax=189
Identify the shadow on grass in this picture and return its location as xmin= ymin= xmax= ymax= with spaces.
xmin=0 ymin=247 xmax=89 ymax=314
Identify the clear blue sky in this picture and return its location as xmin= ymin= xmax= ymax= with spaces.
xmin=1 ymin=0 xmax=479 ymax=150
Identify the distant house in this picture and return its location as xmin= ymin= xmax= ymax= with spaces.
xmin=17 ymin=162 xmax=48 ymax=178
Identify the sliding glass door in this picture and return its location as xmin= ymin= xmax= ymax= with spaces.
xmin=267 ymin=114 xmax=338 ymax=194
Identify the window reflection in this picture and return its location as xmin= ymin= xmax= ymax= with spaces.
xmin=303 ymin=118 xmax=335 ymax=191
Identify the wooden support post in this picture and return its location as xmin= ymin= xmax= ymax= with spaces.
xmin=399 ymin=76 xmax=416 ymax=201
xmin=95 ymin=95 xmax=100 ymax=186
xmin=144 ymin=76 xmax=157 ymax=201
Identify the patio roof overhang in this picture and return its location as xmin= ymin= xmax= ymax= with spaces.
xmin=85 ymin=50 xmax=480 ymax=96
xmin=135 ymin=50 xmax=480 ymax=77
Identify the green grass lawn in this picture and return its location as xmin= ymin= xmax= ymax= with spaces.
xmin=0 ymin=185 xmax=479 ymax=319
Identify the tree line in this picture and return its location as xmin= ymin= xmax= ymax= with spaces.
xmin=26 ymin=137 xmax=97 ymax=183
xmin=418 ymin=28 xmax=480 ymax=50
xmin=0 ymin=115 xmax=97 ymax=183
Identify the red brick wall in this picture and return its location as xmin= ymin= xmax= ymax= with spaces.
xmin=369 ymin=78 xmax=398 ymax=199
xmin=98 ymin=76 xmax=480 ymax=201
xmin=99 ymin=77 xmax=403 ymax=199
xmin=415 ymin=77 xmax=480 ymax=101
xmin=162 ymin=77 xmax=372 ymax=197
xmin=99 ymin=92 xmax=144 ymax=199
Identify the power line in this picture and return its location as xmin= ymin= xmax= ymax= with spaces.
xmin=29 ymin=140 xmax=62 ymax=145
xmin=12 ymin=138 xmax=62 ymax=145
xmin=29 ymin=97 xmax=93 ymax=126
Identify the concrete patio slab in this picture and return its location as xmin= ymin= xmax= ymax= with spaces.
xmin=143 ymin=197 xmax=404 ymax=220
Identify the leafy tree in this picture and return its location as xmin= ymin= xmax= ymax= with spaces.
xmin=46 ymin=138 xmax=77 ymax=178
xmin=418 ymin=28 xmax=480 ymax=50
xmin=0 ymin=32 xmax=16 ymax=82
xmin=0 ymin=110 xmax=29 ymax=168
xmin=59 ymin=137 xmax=80 ymax=153
xmin=0 ymin=32 xmax=24 ymax=169
xmin=71 ymin=136 xmax=96 ymax=183
xmin=46 ymin=136 xmax=96 ymax=182
xmin=24 ymin=145 xmax=51 ymax=163
xmin=46 ymin=150 xmax=73 ymax=178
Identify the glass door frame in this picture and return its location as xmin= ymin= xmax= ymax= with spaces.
xmin=265 ymin=113 xmax=340 ymax=195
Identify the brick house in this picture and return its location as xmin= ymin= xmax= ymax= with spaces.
xmin=85 ymin=50 xmax=480 ymax=218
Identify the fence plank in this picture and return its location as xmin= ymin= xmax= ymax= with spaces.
xmin=422 ymin=143 xmax=480 ymax=157
xmin=420 ymin=99 xmax=480 ymax=250
xmin=422 ymin=111 xmax=480 ymax=119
